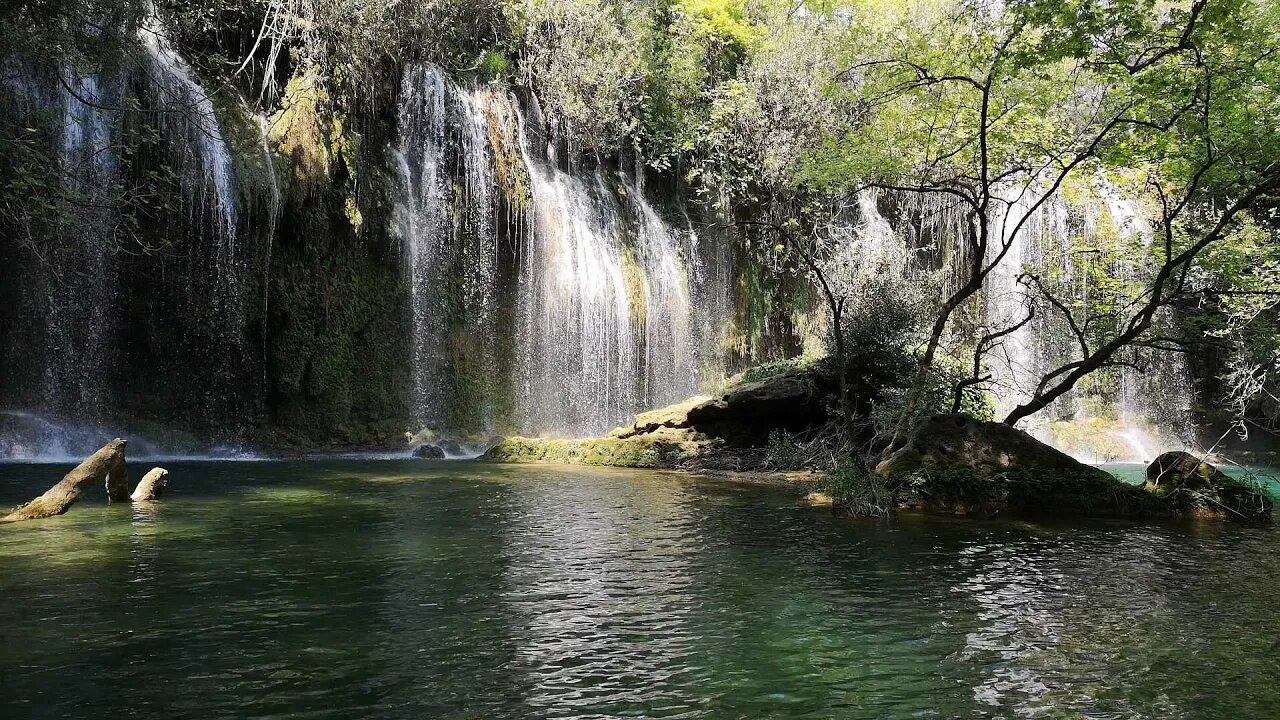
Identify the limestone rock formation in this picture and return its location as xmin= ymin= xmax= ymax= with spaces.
xmin=606 ymin=368 xmax=835 ymax=446
xmin=609 ymin=396 xmax=711 ymax=439
xmin=1145 ymin=451 xmax=1226 ymax=492
xmin=2 ymin=439 xmax=128 ymax=523
xmin=131 ymin=467 xmax=169 ymax=501
xmin=875 ymin=415 xmax=1156 ymax=518
xmin=685 ymin=371 xmax=833 ymax=445
xmin=1144 ymin=451 xmax=1272 ymax=520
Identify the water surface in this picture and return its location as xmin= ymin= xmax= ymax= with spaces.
xmin=2 ymin=460 xmax=1279 ymax=719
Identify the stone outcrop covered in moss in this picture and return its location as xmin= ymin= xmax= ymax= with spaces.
xmin=486 ymin=364 xmax=841 ymax=469
xmin=1143 ymin=451 xmax=1273 ymax=520
xmin=876 ymin=415 xmax=1272 ymax=521
xmin=485 ymin=428 xmax=710 ymax=468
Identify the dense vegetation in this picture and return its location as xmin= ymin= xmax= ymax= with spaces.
xmin=0 ymin=0 xmax=1276 ymax=454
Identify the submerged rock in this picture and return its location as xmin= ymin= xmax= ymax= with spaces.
xmin=2 ymin=439 xmax=128 ymax=523
xmin=1145 ymin=451 xmax=1272 ymax=520
xmin=412 ymin=444 xmax=445 ymax=459
xmin=131 ymin=467 xmax=169 ymax=501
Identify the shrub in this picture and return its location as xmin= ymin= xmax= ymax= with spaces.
xmin=824 ymin=464 xmax=893 ymax=517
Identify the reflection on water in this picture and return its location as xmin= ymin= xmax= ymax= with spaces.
xmin=2 ymin=460 xmax=1280 ymax=719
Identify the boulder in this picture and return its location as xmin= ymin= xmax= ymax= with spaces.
xmin=1144 ymin=451 xmax=1225 ymax=493
xmin=877 ymin=414 xmax=1115 ymax=480
xmin=604 ymin=369 xmax=834 ymax=446
xmin=1144 ymin=451 xmax=1272 ymax=520
xmin=2 ymin=439 xmax=128 ymax=523
xmin=876 ymin=415 xmax=1156 ymax=518
xmin=437 ymin=439 xmax=465 ymax=457
xmin=609 ymin=395 xmax=710 ymax=439
xmin=131 ymin=467 xmax=169 ymax=501
xmin=412 ymin=444 xmax=445 ymax=459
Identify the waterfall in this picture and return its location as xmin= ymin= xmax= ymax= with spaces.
xmin=976 ymin=178 xmax=1194 ymax=459
xmin=512 ymin=143 xmax=639 ymax=436
xmin=397 ymin=65 xmax=453 ymax=430
xmin=138 ymin=10 xmax=245 ymax=337
xmin=44 ymin=67 xmax=122 ymax=421
xmin=395 ymin=64 xmax=714 ymax=438
xmin=984 ymin=183 xmax=1071 ymax=422
xmin=512 ymin=108 xmax=705 ymax=437
xmin=138 ymin=14 xmax=240 ymax=243
xmin=0 ymin=13 xmax=256 ymax=457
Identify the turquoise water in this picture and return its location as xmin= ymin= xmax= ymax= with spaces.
xmin=3 ymin=460 xmax=1280 ymax=719
xmin=1102 ymin=462 xmax=1280 ymax=495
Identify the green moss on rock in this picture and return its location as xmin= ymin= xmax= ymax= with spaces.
xmin=483 ymin=430 xmax=711 ymax=468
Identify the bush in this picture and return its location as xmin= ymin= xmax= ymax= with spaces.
xmin=824 ymin=465 xmax=894 ymax=517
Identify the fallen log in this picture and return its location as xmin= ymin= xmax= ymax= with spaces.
xmin=1 ymin=439 xmax=128 ymax=524
xmin=106 ymin=454 xmax=130 ymax=503
xmin=131 ymin=467 xmax=169 ymax=502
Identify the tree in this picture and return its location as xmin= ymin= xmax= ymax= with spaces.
xmin=799 ymin=0 xmax=1280 ymax=447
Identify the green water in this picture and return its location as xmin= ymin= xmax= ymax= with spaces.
xmin=3 ymin=460 xmax=1280 ymax=719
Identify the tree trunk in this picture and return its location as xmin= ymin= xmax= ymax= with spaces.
xmin=106 ymin=455 xmax=130 ymax=503
xmin=131 ymin=467 xmax=169 ymax=502
xmin=2 ymin=439 xmax=128 ymax=524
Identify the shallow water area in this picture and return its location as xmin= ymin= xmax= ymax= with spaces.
xmin=3 ymin=459 xmax=1280 ymax=719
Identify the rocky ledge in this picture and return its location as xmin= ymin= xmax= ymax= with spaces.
xmin=483 ymin=365 xmax=836 ymax=470
xmin=483 ymin=367 xmax=1273 ymax=522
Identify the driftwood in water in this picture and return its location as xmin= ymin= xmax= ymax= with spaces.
xmin=131 ymin=467 xmax=169 ymax=501
xmin=1 ymin=439 xmax=128 ymax=524
xmin=106 ymin=454 xmax=131 ymax=502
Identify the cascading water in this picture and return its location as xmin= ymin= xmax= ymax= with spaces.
xmin=513 ymin=107 xmax=708 ymax=437
xmin=984 ymin=182 xmax=1071 ymax=422
xmin=977 ymin=178 xmax=1195 ymax=461
xmin=0 ymin=13 xmax=258 ymax=458
xmin=511 ymin=120 xmax=639 ymax=436
xmin=138 ymin=10 xmax=244 ymax=321
xmin=45 ymin=67 xmax=121 ymax=422
xmin=397 ymin=65 xmax=454 ymax=430
xmin=395 ymin=64 xmax=718 ymax=439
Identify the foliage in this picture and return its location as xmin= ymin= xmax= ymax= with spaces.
xmin=823 ymin=464 xmax=894 ymax=517
xmin=729 ymin=352 xmax=823 ymax=386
